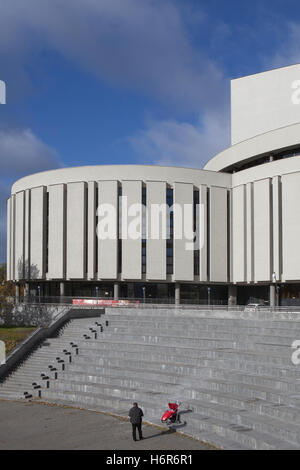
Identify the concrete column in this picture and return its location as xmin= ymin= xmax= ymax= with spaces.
xmin=24 ymin=283 xmax=29 ymax=297
xmin=276 ymin=285 xmax=280 ymax=307
xmin=121 ymin=181 xmax=142 ymax=280
xmin=228 ymin=285 xmax=237 ymax=306
xmin=146 ymin=181 xmax=167 ymax=280
xmin=173 ymin=183 xmax=194 ymax=281
xmin=210 ymin=187 xmax=228 ymax=282
xmin=270 ymin=285 xmax=276 ymax=308
xmin=175 ymin=283 xmax=180 ymax=306
xmin=15 ymin=284 xmax=20 ymax=302
xmin=66 ymin=182 xmax=87 ymax=279
xmin=114 ymin=282 xmax=119 ymax=300
xmin=60 ymin=282 xmax=65 ymax=297
xmin=59 ymin=282 xmax=66 ymax=304
xmin=24 ymin=283 xmax=30 ymax=303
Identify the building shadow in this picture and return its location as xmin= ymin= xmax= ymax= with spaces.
xmin=143 ymin=428 xmax=176 ymax=440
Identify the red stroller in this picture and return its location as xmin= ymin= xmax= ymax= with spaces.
xmin=161 ymin=402 xmax=181 ymax=425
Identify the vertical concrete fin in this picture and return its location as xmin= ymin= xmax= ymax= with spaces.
xmin=48 ymin=184 xmax=66 ymax=280
xmin=173 ymin=182 xmax=194 ymax=281
xmin=121 ymin=180 xmax=142 ymax=280
xmin=146 ymin=181 xmax=167 ymax=280
xmin=97 ymin=180 xmax=118 ymax=280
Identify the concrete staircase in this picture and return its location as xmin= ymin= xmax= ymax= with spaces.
xmin=2 ymin=307 xmax=300 ymax=449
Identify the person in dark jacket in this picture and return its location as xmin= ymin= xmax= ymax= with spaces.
xmin=128 ymin=402 xmax=144 ymax=441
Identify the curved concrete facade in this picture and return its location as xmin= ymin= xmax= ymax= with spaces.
xmin=203 ymin=122 xmax=300 ymax=173
xmin=7 ymin=165 xmax=231 ymax=300
xmin=7 ymin=64 xmax=300 ymax=305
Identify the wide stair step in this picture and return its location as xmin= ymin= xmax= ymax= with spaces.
xmin=2 ymin=309 xmax=300 ymax=450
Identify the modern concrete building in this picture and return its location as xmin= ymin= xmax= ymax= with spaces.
xmin=6 ymin=64 xmax=300 ymax=305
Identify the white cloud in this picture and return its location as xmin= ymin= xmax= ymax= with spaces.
xmin=128 ymin=111 xmax=230 ymax=169
xmin=0 ymin=128 xmax=60 ymax=178
xmin=0 ymin=0 xmax=226 ymax=112
xmin=0 ymin=128 xmax=60 ymax=262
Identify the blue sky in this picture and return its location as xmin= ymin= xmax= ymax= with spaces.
xmin=0 ymin=0 xmax=300 ymax=262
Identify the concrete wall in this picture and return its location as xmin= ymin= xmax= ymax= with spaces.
xmin=272 ymin=176 xmax=282 ymax=282
xmin=205 ymin=122 xmax=300 ymax=173
xmin=30 ymin=186 xmax=46 ymax=279
xmin=246 ymin=183 xmax=254 ymax=283
xmin=121 ymin=180 xmax=142 ymax=280
xmin=173 ymin=182 xmax=194 ymax=281
xmin=7 ymin=156 xmax=300 ymax=287
xmin=146 ymin=181 xmax=167 ymax=281
xmin=231 ymin=64 xmax=300 ymax=145
xmin=66 ymin=182 xmax=87 ymax=279
xmin=12 ymin=165 xmax=231 ymax=194
xmin=24 ymin=189 xmax=30 ymax=279
xmin=281 ymin=172 xmax=300 ymax=282
xmin=9 ymin=166 xmax=231 ymax=285
xmin=253 ymin=179 xmax=272 ymax=282
xmin=14 ymin=192 xmax=25 ymax=281
xmin=209 ymin=186 xmax=228 ymax=282
xmin=232 ymin=185 xmax=246 ymax=283
xmin=98 ymin=180 xmax=118 ymax=280
xmin=47 ymin=184 xmax=66 ymax=280
xmin=229 ymin=156 xmax=300 ymax=284
xmin=87 ymin=182 xmax=96 ymax=280
xmin=232 ymin=178 xmax=274 ymax=284
xmin=198 ymin=185 xmax=207 ymax=282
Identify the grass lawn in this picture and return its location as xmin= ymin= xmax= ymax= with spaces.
xmin=0 ymin=327 xmax=36 ymax=354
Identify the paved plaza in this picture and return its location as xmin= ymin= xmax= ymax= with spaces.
xmin=0 ymin=400 xmax=213 ymax=450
